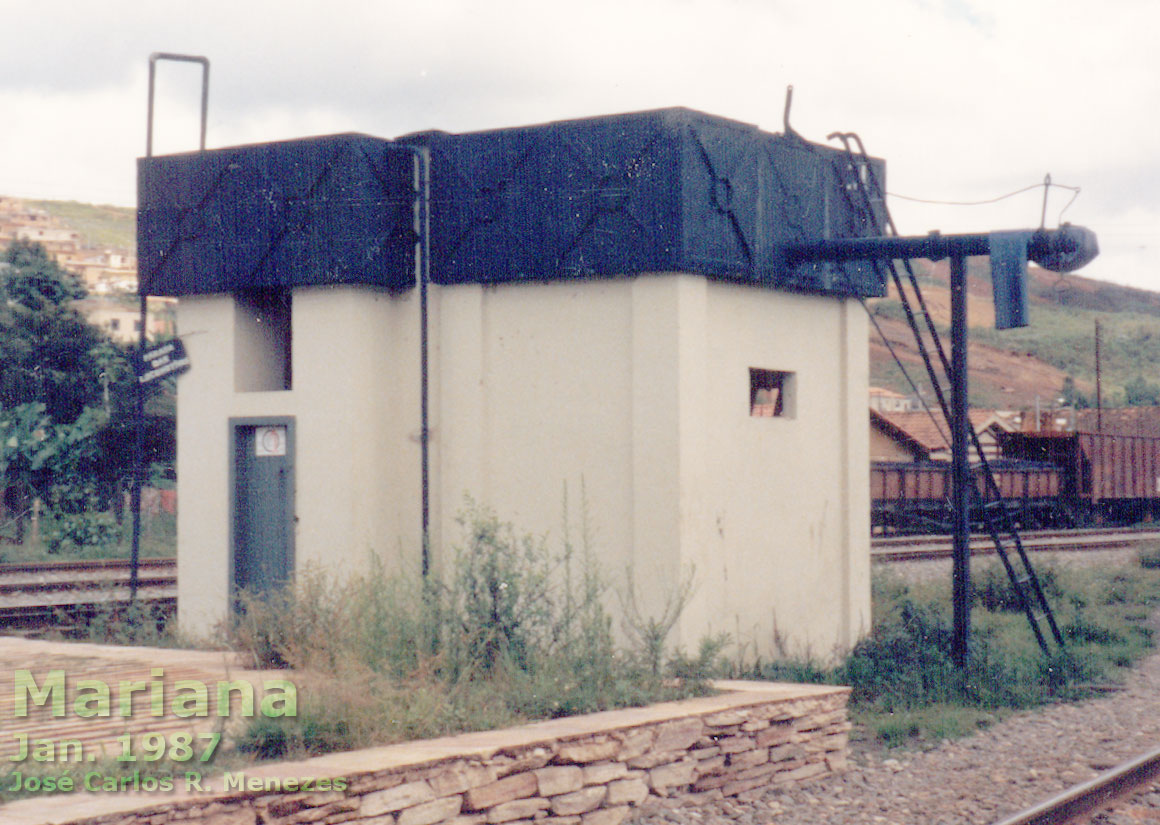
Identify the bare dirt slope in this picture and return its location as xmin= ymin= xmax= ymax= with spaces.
xmin=866 ymin=260 xmax=1132 ymax=408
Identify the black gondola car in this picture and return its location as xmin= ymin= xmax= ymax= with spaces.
xmin=872 ymin=430 xmax=1160 ymax=534
xmin=871 ymin=459 xmax=1063 ymax=535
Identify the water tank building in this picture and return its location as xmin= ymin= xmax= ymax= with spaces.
xmin=138 ymin=107 xmax=882 ymax=658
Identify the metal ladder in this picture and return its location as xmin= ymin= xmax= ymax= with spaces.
xmin=828 ymin=135 xmax=1064 ymax=654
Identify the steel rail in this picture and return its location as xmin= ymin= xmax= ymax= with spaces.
xmin=874 ymin=527 xmax=1160 ymax=547
xmin=0 ymin=576 xmax=175 ymax=595
xmin=0 ymin=558 xmax=177 ymax=628
xmin=0 ymin=557 xmax=175 ymax=575
xmin=991 ymin=745 xmax=1160 ymax=825
xmin=873 ymin=528 xmax=1160 ymax=561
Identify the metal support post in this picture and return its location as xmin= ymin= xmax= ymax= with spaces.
xmin=950 ymin=254 xmax=972 ymax=668
xmin=130 ymin=292 xmax=144 ymax=602
xmin=785 ymin=224 xmax=1098 ymax=666
xmin=135 ymin=53 xmax=209 ymax=602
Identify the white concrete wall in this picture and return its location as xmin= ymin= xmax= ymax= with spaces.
xmin=692 ymin=285 xmax=870 ymax=658
xmin=176 ymin=287 xmax=422 ymax=636
xmin=430 ymin=275 xmax=869 ymax=659
xmin=176 ymin=275 xmax=869 ymax=659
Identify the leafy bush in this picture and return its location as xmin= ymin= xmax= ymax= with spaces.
xmin=445 ymin=505 xmax=556 ymax=675
xmin=972 ymin=564 xmax=1061 ymax=613
xmin=40 ymin=494 xmax=122 ymax=554
xmin=751 ymin=558 xmax=1160 ymax=747
xmin=70 ymin=598 xmax=179 ymax=647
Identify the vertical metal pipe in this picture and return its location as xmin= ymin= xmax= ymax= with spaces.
xmin=197 ymin=62 xmax=209 ymax=152
xmin=135 ymin=60 xmax=159 ymax=602
xmin=130 ymin=295 xmax=145 ymax=602
xmin=418 ymin=148 xmax=431 ymax=578
xmin=136 ymin=53 xmax=210 ymax=602
xmin=146 ymin=63 xmax=156 ymax=158
xmin=950 ymin=255 xmax=972 ymax=668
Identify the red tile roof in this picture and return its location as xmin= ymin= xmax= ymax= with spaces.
xmin=872 ymin=408 xmax=1011 ymax=452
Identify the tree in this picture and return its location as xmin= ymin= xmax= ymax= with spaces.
xmin=0 ymin=239 xmax=163 ymax=549
xmin=1124 ymin=375 xmax=1160 ymax=407
xmin=0 ymin=402 xmax=108 ymax=547
xmin=1060 ymin=376 xmax=1091 ymax=409
xmin=0 ymin=239 xmax=108 ymax=423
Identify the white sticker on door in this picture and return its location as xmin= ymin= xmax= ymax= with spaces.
xmin=255 ymin=426 xmax=287 ymax=457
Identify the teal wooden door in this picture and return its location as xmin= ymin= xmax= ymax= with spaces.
xmin=231 ymin=419 xmax=295 ymax=596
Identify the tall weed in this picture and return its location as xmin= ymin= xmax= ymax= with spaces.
xmin=229 ymin=499 xmax=716 ymax=759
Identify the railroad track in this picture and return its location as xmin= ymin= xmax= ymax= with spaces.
xmin=872 ymin=527 xmax=1160 ymax=561
xmin=993 ymin=745 xmax=1160 ymax=824
xmin=0 ymin=527 xmax=1153 ymax=622
xmin=0 ymin=557 xmax=176 ymax=628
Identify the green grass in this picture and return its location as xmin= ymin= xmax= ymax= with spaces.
xmin=869 ymin=293 xmax=1160 ymax=406
xmin=868 ymin=263 xmax=1160 ymax=407
xmin=972 ymin=301 xmax=1160 ymax=404
xmin=0 ymin=510 xmax=175 ymax=564
xmin=859 ymin=704 xmax=1002 ymax=747
xmin=752 ymin=551 xmax=1160 ymax=749
xmin=27 ymin=199 xmax=135 ymax=250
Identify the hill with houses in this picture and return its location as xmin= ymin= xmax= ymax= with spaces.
xmin=0 ymin=196 xmax=173 ymax=343
xmin=0 ymin=196 xmax=136 ymax=291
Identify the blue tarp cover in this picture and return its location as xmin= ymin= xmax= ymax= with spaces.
xmin=138 ymin=108 xmax=887 ymax=298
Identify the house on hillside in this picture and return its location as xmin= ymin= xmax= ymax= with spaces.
xmin=869 ymin=386 xmax=915 ymax=413
xmin=0 ymin=198 xmax=139 ymax=292
xmin=14 ymin=226 xmax=81 ymax=256
xmin=75 ymin=297 xmax=176 ymax=345
xmin=58 ymin=248 xmax=139 ymax=292
xmin=871 ymin=408 xmax=1016 ymax=462
xmin=870 ymin=409 xmax=930 ymax=462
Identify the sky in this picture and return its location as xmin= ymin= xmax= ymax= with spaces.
xmin=2 ymin=0 xmax=1157 ymax=289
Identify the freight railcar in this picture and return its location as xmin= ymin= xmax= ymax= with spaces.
xmin=998 ymin=430 xmax=1160 ymax=525
xmin=871 ymin=459 xmax=1063 ymax=535
xmin=872 ymin=430 xmax=1160 ymax=534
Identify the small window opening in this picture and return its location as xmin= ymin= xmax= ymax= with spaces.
xmin=750 ymin=368 xmax=794 ymax=418
xmin=235 ymin=288 xmax=292 ymax=392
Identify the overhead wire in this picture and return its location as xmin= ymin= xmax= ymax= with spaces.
xmin=887 ymin=180 xmax=1082 ymax=227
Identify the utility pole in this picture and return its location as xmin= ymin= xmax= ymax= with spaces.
xmin=949 ymin=255 xmax=971 ymax=668
xmin=1095 ymin=319 xmax=1103 ymax=433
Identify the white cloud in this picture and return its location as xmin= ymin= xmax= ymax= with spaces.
xmin=0 ymin=0 xmax=1155 ymax=285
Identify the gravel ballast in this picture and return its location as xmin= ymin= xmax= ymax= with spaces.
xmin=632 ymin=549 xmax=1160 ymax=825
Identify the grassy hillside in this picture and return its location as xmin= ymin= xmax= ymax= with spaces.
xmin=972 ymin=303 xmax=1160 ymax=403
xmin=868 ymin=260 xmax=1160 ymax=409
xmin=27 ymin=199 xmax=135 ymax=250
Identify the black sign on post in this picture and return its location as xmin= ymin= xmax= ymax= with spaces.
xmin=136 ymin=339 xmax=191 ymax=384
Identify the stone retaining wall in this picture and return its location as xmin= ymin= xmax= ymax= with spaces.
xmin=8 ymin=681 xmax=849 ymax=825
